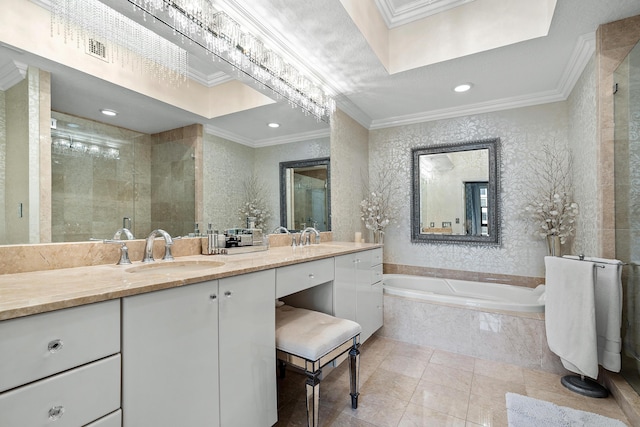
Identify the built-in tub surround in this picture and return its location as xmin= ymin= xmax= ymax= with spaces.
xmin=379 ymin=291 xmax=567 ymax=375
xmin=384 ymin=263 xmax=544 ymax=288
xmin=383 ymin=274 xmax=545 ymax=312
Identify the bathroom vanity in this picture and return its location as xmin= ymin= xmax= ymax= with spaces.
xmin=0 ymin=243 xmax=382 ymax=427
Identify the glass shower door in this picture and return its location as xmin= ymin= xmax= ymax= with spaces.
xmin=615 ymin=40 xmax=640 ymax=395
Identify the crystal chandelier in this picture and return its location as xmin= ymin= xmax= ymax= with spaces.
xmin=50 ymin=0 xmax=336 ymax=122
xmin=51 ymin=0 xmax=189 ymax=84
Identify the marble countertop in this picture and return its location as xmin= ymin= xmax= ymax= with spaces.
xmin=0 ymin=242 xmax=381 ymax=321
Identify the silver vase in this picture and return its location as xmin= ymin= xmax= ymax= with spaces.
xmin=373 ymin=229 xmax=384 ymax=244
xmin=546 ymin=235 xmax=561 ymax=256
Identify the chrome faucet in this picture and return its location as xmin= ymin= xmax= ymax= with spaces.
xmin=113 ymin=228 xmax=135 ymax=240
xmin=272 ymin=226 xmax=290 ymax=234
xmin=299 ymin=227 xmax=320 ymax=246
xmin=143 ymin=229 xmax=174 ymax=263
xmin=111 ymin=227 xmax=135 ymax=265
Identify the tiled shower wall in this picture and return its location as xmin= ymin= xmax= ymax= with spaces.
xmin=51 ymin=113 xmax=198 ymax=242
xmin=149 ymin=126 xmax=198 ymax=238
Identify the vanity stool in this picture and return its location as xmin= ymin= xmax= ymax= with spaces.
xmin=275 ymin=304 xmax=361 ymax=427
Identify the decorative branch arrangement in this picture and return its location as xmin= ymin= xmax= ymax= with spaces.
xmin=524 ymin=143 xmax=579 ymax=245
xmin=238 ymin=175 xmax=271 ymax=230
xmin=360 ymin=165 xmax=401 ymax=238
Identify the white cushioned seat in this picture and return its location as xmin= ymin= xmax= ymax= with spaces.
xmin=276 ymin=305 xmax=361 ymax=361
xmin=275 ymin=304 xmax=362 ymax=427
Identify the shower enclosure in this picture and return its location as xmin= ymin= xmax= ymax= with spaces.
xmin=615 ymin=39 xmax=640 ymax=395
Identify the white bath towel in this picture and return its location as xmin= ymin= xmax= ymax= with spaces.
xmin=544 ymin=256 xmax=599 ymax=379
xmin=565 ymin=256 xmax=623 ymax=372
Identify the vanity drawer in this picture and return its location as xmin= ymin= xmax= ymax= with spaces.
xmin=371 ymin=263 xmax=383 ymax=284
xmin=0 ymin=300 xmax=120 ymax=393
xmin=0 ymin=354 xmax=121 ymax=427
xmin=276 ymin=258 xmax=335 ymax=298
xmin=369 ymin=248 xmax=383 ymax=267
xmin=86 ymin=410 xmax=122 ymax=427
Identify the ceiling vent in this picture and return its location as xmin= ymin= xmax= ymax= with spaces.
xmin=86 ymin=38 xmax=108 ymax=62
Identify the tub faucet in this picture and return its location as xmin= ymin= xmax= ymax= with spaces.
xmin=143 ymin=229 xmax=174 ymax=263
xmin=300 ymin=227 xmax=320 ymax=246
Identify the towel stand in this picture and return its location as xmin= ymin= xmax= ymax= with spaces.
xmin=559 ymin=254 xmax=613 ymax=398
xmin=560 ymin=375 xmax=609 ymax=398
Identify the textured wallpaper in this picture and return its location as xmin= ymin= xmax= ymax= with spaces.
xmin=201 ymin=132 xmax=329 ymax=234
xmin=369 ymin=102 xmax=574 ymax=278
xmin=568 ymin=56 xmax=598 ymax=258
xmin=253 ymin=138 xmax=330 ymax=233
xmin=201 ymin=133 xmax=255 ymax=232
xmin=330 ymin=109 xmax=370 ymax=242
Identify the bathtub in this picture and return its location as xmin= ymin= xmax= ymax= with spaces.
xmin=382 ymin=274 xmax=545 ymax=313
xmin=380 ymin=274 xmax=566 ymax=373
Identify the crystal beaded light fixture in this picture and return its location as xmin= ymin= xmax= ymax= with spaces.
xmin=51 ymin=0 xmax=336 ymax=122
xmin=50 ymin=0 xmax=189 ymax=84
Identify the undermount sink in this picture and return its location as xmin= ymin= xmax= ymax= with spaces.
xmin=125 ymin=260 xmax=225 ymax=274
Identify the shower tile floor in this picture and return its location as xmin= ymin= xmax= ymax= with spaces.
xmin=275 ymin=335 xmax=631 ymax=426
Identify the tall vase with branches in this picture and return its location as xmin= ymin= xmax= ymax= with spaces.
xmin=524 ymin=142 xmax=579 ymax=256
xmin=238 ymin=175 xmax=271 ymax=230
xmin=360 ymin=165 xmax=400 ymax=244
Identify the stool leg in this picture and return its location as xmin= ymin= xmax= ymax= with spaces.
xmin=349 ymin=342 xmax=360 ymax=409
xmin=305 ymin=370 xmax=321 ymax=427
xmin=278 ymin=360 xmax=287 ymax=379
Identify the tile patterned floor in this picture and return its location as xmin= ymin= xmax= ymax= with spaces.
xmin=275 ymin=335 xmax=631 ymax=426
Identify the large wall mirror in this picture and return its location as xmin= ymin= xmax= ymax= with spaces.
xmin=279 ymin=157 xmax=331 ymax=232
xmin=411 ymin=138 xmax=500 ymax=245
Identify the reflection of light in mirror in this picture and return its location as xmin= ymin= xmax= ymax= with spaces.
xmin=419 ymin=154 xmax=453 ymax=179
xmin=51 ymin=135 xmax=120 ymax=160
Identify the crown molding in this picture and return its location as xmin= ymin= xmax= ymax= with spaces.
xmin=334 ymin=94 xmax=373 ymax=130
xmin=204 ymin=124 xmax=330 ymax=148
xmin=252 ymin=128 xmax=331 ymax=148
xmin=204 ymin=124 xmax=255 ymax=146
xmin=374 ymin=0 xmax=477 ymax=29
xmin=369 ymin=32 xmax=595 ymax=130
xmin=557 ymin=32 xmax=596 ymax=98
xmin=370 ymin=89 xmax=566 ymax=129
xmin=187 ymin=68 xmax=232 ymax=87
xmin=0 ymin=60 xmax=28 ymax=91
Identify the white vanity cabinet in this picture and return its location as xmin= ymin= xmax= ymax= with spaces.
xmin=122 ymin=270 xmax=277 ymax=427
xmin=334 ymin=248 xmax=384 ymax=342
xmin=122 ymin=280 xmax=220 ymax=427
xmin=219 ymin=270 xmax=277 ymax=427
xmin=0 ymin=300 xmax=121 ymax=427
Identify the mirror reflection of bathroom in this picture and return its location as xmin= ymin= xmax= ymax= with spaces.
xmin=280 ymin=158 xmax=330 ymax=232
xmin=614 ymin=39 xmax=640 ymax=395
xmin=50 ymin=112 xmax=196 ymax=242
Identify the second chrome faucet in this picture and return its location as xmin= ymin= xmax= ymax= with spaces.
xmin=142 ymin=229 xmax=174 ymax=262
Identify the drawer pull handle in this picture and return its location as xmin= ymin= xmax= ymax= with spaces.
xmin=48 ymin=405 xmax=65 ymax=421
xmin=210 ymin=294 xmax=217 ymax=300
xmin=48 ymin=339 xmax=64 ymax=353
xmin=309 ymin=273 xmax=314 ymax=279
xmin=224 ymin=291 xmax=232 ymax=298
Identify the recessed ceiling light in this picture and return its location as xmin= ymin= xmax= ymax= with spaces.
xmin=454 ymin=83 xmax=472 ymax=93
xmin=67 ymin=123 xmax=80 ymax=128
xmin=100 ymin=109 xmax=118 ymax=117
xmin=267 ymin=122 xmax=280 ymax=128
